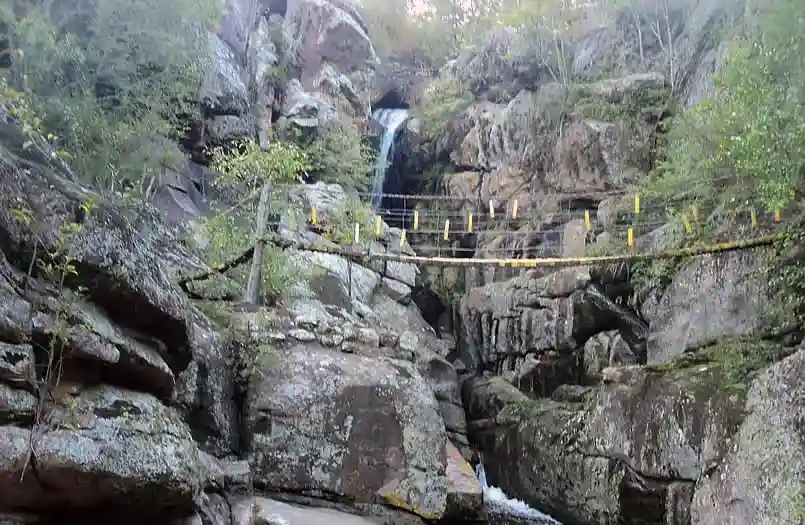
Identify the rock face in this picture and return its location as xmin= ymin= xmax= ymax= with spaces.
xmin=0 ymin=119 xmax=470 ymax=524
xmin=645 ymin=249 xmax=772 ymax=364
xmin=690 ymin=348 xmax=805 ymax=525
xmin=464 ymin=355 xmax=800 ymax=525
xmin=247 ymin=343 xmax=448 ymax=519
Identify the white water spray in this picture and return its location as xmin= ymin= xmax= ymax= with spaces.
xmin=476 ymin=463 xmax=562 ymax=524
xmin=370 ymin=108 xmax=409 ymax=210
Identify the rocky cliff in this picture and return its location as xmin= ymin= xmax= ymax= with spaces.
xmin=1 ymin=0 xmax=803 ymax=523
xmin=400 ymin=0 xmax=805 ymax=523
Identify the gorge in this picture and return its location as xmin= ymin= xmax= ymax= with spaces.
xmin=0 ymin=0 xmax=803 ymax=524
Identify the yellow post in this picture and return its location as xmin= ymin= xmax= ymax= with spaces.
xmin=751 ymin=209 xmax=757 ymax=227
xmin=467 ymin=213 xmax=473 ymax=233
xmin=311 ymin=207 xmax=317 ymax=224
xmin=683 ymin=214 xmax=692 ymax=234
xmin=627 ymin=227 xmax=634 ymax=248
xmin=375 ymin=215 xmax=382 ymax=236
xmin=512 ymin=199 xmax=519 ymax=219
xmin=413 ymin=209 xmax=419 ymax=231
xmin=489 ymin=200 xmax=495 ymax=218
xmin=584 ymin=210 xmax=591 ymax=231
xmin=400 ymin=229 xmax=407 ymax=248
xmin=634 ymin=194 xmax=640 ymax=214
xmin=354 ymin=222 xmax=360 ymax=244
xmin=775 ymin=208 xmax=781 ymax=223
xmin=443 ymin=219 xmax=450 ymax=240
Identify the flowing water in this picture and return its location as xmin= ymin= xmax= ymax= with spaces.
xmin=370 ymin=108 xmax=409 ymax=210
xmin=476 ymin=463 xmax=562 ymax=525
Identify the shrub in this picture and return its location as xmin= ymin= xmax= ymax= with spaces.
xmin=321 ymin=196 xmax=379 ymax=245
xmin=643 ymin=0 xmax=805 ymax=218
xmin=200 ymin=137 xmax=312 ymax=304
xmin=414 ymin=75 xmax=473 ymax=143
xmin=208 ymin=137 xmax=309 ymax=192
xmin=1 ymin=0 xmax=219 ymax=195
xmin=303 ymin=118 xmax=375 ymax=191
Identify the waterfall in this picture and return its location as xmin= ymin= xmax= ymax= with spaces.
xmin=370 ymin=108 xmax=409 ymax=210
xmin=475 ymin=463 xmax=562 ymax=524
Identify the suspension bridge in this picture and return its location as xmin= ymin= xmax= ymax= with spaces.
xmin=292 ymin=187 xmax=797 ymax=262
xmin=182 ymin=185 xmax=801 ymax=290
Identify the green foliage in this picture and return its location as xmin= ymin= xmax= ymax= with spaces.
xmin=643 ymin=0 xmax=805 ymax=217
xmin=414 ymin=76 xmax=473 ymax=143
xmin=199 ymin=137 xmax=313 ymax=304
xmin=759 ymin=229 xmax=805 ymax=336
xmin=572 ymin=84 xmax=671 ymax=122
xmin=321 ymin=197 xmax=379 ymax=245
xmin=703 ymin=337 xmax=779 ymax=386
xmin=197 ymin=212 xmax=303 ymax=303
xmin=1 ymin=0 xmax=220 ymax=194
xmin=208 ymin=137 xmax=309 ymax=192
xmin=302 ymin=119 xmax=374 ymax=191
xmin=358 ymin=0 xmax=502 ymax=68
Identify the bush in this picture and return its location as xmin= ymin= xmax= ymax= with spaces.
xmin=322 ymin=196 xmax=379 ymax=245
xmin=196 ymin=211 xmax=303 ymax=304
xmin=414 ymin=75 xmax=473 ymax=143
xmin=208 ymin=137 xmax=309 ymax=192
xmin=303 ymin=118 xmax=375 ymax=191
xmin=201 ymin=137 xmax=312 ymax=304
xmin=643 ymin=0 xmax=805 ymax=218
xmin=1 ymin=0 xmax=219 ymax=194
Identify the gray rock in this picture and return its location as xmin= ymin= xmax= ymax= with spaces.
xmin=691 ymin=347 xmax=805 ymax=525
xmin=382 ymin=277 xmax=412 ymax=304
xmin=205 ymin=115 xmax=252 ymax=142
xmin=647 ymin=249 xmax=772 ymax=364
xmin=280 ymin=79 xmax=339 ymax=132
xmin=283 ymin=0 xmax=378 ymax=81
xmin=198 ymin=35 xmax=249 ymax=116
xmin=247 ymin=343 xmax=448 ymax=519
xmin=230 ymin=496 xmax=379 ymax=525
xmin=444 ymin=442 xmax=483 ymax=520
xmin=0 ymin=343 xmax=35 ymax=389
xmin=0 ymin=386 xmax=204 ymax=518
xmin=465 ymin=362 xmax=747 ymax=524
xmin=289 ymin=328 xmax=316 ymax=342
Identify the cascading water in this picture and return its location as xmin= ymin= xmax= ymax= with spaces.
xmin=370 ymin=108 xmax=409 ymax=210
xmin=476 ymin=463 xmax=562 ymax=524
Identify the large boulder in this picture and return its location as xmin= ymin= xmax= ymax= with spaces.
xmin=284 ymin=0 xmax=378 ymax=86
xmin=690 ymin=347 xmax=805 ymax=525
xmin=645 ymin=249 xmax=772 ymax=364
xmin=465 ymin=360 xmax=748 ymax=524
xmin=246 ymin=343 xmax=448 ymax=520
xmin=0 ymin=386 xmax=205 ymax=518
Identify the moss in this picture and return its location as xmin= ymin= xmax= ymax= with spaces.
xmin=572 ymin=84 xmax=671 ymax=122
xmin=644 ymin=353 xmax=712 ymax=374
xmin=648 ymin=337 xmax=779 ymax=388
xmin=757 ymin=228 xmax=805 ymax=335
xmin=193 ymin=300 xmax=235 ymax=329
xmin=704 ymin=337 xmax=779 ymax=386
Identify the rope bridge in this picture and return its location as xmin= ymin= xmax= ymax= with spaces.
xmin=296 ymin=187 xmax=795 ymax=257
xmin=180 ymin=187 xmax=800 ymax=288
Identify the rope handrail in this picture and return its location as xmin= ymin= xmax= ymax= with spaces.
xmin=179 ymin=230 xmax=792 ymax=289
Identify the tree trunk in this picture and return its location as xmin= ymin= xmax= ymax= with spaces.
xmin=244 ymin=183 xmax=271 ymax=304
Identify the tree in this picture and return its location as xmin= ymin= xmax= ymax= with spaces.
xmin=208 ymin=138 xmax=310 ymax=305
xmin=644 ymin=0 xmax=805 ymax=216
xmin=0 ymin=0 xmax=220 ymax=195
xmin=500 ymin=0 xmax=574 ymax=86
